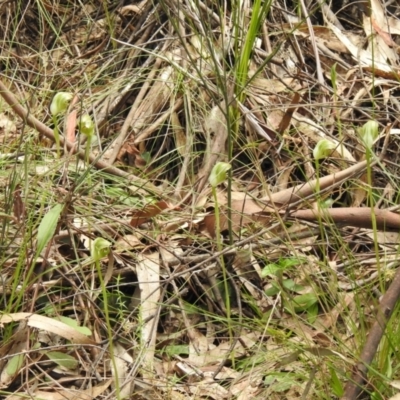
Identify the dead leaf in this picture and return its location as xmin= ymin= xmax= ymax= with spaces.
xmin=110 ymin=342 xmax=134 ymax=398
xmin=0 ymin=313 xmax=96 ymax=345
xmin=12 ymin=184 xmax=24 ymax=223
xmin=328 ymin=21 xmax=397 ymax=72
xmin=171 ymin=111 xmax=187 ymax=156
xmin=0 ymin=323 xmax=29 ymax=389
xmin=133 ymin=66 xmax=176 ymax=144
xmin=65 ymin=97 xmax=78 ymax=143
xmin=371 ymin=16 xmax=397 ymax=47
xmin=369 ymin=0 xmax=400 ymax=35
xmin=278 ymin=92 xmax=300 ymax=134
xmin=130 ymin=200 xmax=170 ymax=227
xmin=364 ymin=16 xmax=398 ymax=63
xmin=137 ymin=252 xmax=161 ymax=380
xmin=5 ymin=380 xmax=112 ymax=400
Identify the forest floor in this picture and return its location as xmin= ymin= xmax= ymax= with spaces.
xmin=1 ymin=0 xmax=400 ymax=399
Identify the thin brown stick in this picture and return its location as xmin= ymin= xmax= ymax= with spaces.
xmin=341 ymin=266 xmax=400 ymax=399
xmin=0 ymin=80 xmax=163 ymax=196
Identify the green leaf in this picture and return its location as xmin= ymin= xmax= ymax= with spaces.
xmin=289 ymin=292 xmax=319 ymax=312
xmin=50 ymin=92 xmax=73 ymax=116
xmin=261 ymin=263 xmax=280 ymax=277
xmin=313 ymin=139 xmax=336 ymax=160
xmin=36 ymin=204 xmax=63 ymax=256
xmin=6 ymin=353 xmax=24 ymax=376
xmin=209 ymin=162 xmax=231 ymax=187
xmin=142 ymin=151 xmax=151 ymax=164
xmin=46 ymin=351 xmax=78 ymax=370
xmin=329 ymin=366 xmax=344 ymax=397
xmin=262 ymin=258 xmax=304 ymax=277
xmin=90 ymin=237 xmax=111 ymax=261
xmin=264 ymin=375 xmax=276 ymax=385
xmin=264 ymin=283 xmax=280 ymax=296
xmin=105 ymin=187 xmax=141 ymax=207
xmin=165 ymin=345 xmax=189 ymax=356
xmin=279 ymin=258 xmax=304 ymax=269
xmin=265 ymin=373 xmax=297 ymax=392
xmin=307 ymin=301 xmax=318 ymax=323
xmin=57 ymin=316 xmax=92 ymax=336
xmin=282 ymin=279 xmax=304 ymax=293
xmin=273 ymin=378 xmax=295 ymax=392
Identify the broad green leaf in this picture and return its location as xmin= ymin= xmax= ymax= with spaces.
xmin=274 ymin=378 xmax=295 ymax=392
xmin=6 ymin=353 xmax=24 ymax=376
xmin=264 ymin=283 xmax=280 ymax=296
xmin=261 ymin=263 xmax=280 ymax=277
xmin=36 ymin=204 xmax=63 ymax=256
xmin=330 ymin=366 xmax=344 ymax=397
xmin=265 ymin=373 xmax=297 ymax=392
xmin=264 ymin=375 xmax=276 ymax=385
xmin=282 ymin=279 xmax=304 ymax=293
xmin=142 ymin=151 xmax=151 ymax=164
xmin=57 ymin=316 xmax=92 ymax=336
xmin=307 ymin=301 xmax=318 ymax=323
xmin=290 ymin=292 xmax=319 ymax=312
xmin=262 ymin=258 xmax=304 ymax=277
xmin=46 ymin=351 xmax=78 ymax=370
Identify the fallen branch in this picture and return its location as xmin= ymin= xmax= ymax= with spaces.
xmin=0 ymin=80 xmax=163 ymax=197
xmin=341 ymin=265 xmax=400 ymax=399
xmin=261 ymin=160 xmax=368 ymax=205
xmin=261 ymin=128 xmax=390 ymax=207
xmin=291 ymin=207 xmax=400 ymax=231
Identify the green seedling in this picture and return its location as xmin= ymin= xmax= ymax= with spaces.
xmin=263 ymin=257 xmax=318 ymax=321
xmin=313 ymin=138 xmax=336 ymax=197
xmin=50 ymin=92 xmax=73 ymax=158
xmin=209 ymin=162 xmax=232 ymax=329
xmin=359 ymin=120 xmax=379 ymax=150
xmin=358 ymin=120 xmax=382 ymax=283
xmin=89 ymin=237 xmax=120 ymax=396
